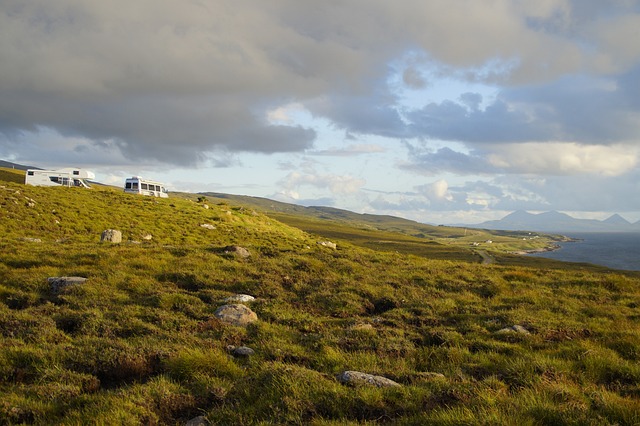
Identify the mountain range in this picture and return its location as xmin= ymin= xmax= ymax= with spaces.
xmin=476 ymin=210 xmax=640 ymax=233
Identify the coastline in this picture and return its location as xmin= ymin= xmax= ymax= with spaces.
xmin=511 ymin=244 xmax=560 ymax=255
xmin=511 ymin=235 xmax=580 ymax=256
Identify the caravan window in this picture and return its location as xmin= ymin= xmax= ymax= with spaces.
xmin=141 ymin=183 xmax=148 ymax=190
xmin=132 ymin=182 xmax=138 ymax=189
xmin=73 ymin=170 xmax=80 ymax=175
xmin=125 ymin=182 xmax=132 ymax=189
xmin=27 ymin=171 xmax=34 ymax=176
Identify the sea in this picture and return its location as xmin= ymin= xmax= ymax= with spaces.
xmin=529 ymin=232 xmax=640 ymax=271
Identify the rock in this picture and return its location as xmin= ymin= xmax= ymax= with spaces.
xmin=223 ymin=294 xmax=255 ymax=303
xmin=100 ymin=229 xmax=122 ymax=243
xmin=142 ymin=234 xmax=153 ymax=240
xmin=224 ymin=245 xmax=250 ymax=258
xmin=22 ymin=237 xmax=42 ymax=243
xmin=185 ymin=416 xmax=208 ymax=426
xmin=337 ymin=371 xmax=401 ymax=388
xmin=350 ymin=323 xmax=374 ymax=331
xmin=202 ymin=204 xmax=210 ymax=209
xmin=228 ymin=345 xmax=255 ymax=357
xmin=317 ymin=241 xmax=337 ymax=249
xmin=48 ymin=276 xmax=87 ymax=293
xmin=214 ymin=304 xmax=258 ymax=327
xmin=200 ymin=224 xmax=216 ymax=230
xmin=415 ymin=372 xmax=446 ymax=380
xmin=496 ymin=324 xmax=530 ymax=335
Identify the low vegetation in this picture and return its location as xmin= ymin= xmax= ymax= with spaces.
xmin=1 ymin=170 xmax=639 ymax=424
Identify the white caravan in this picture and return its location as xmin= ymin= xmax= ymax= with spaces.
xmin=25 ymin=168 xmax=95 ymax=188
xmin=124 ymin=176 xmax=169 ymax=198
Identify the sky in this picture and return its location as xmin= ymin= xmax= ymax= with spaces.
xmin=2 ymin=0 xmax=640 ymax=225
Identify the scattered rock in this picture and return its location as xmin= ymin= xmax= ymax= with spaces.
xmin=200 ymin=224 xmax=216 ymax=230
xmin=337 ymin=371 xmax=401 ymax=388
xmin=48 ymin=276 xmax=87 ymax=293
xmin=224 ymin=245 xmax=251 ymax=258
xmin=350 ymin=323 xmax=374 ymax=331
xmin=317 ymin=241 xmax=337 ymax=249
xmin=496 ymin=324 xmax=530 ymax=335
xmin=100 ymin=229 xmax=122 ymax=243
xmin=223 ymin=294 xmax=255 ymax=303
xmin=415 ymin=372 xmax=446 ymax=380
xmin=202 ymin=204 xmax=210 ymax=209
xmin=142 ymin=234 xmax=153 ymax=240
xmin=22 ymin=237 xmax=42 ymax=243
xmin=214 ymin=304 xmax=258 ymax=327
xmin=228 ymin=345 xmax=255 ymax=357
xmin=185 ymin=416 xmax=208 ymax=426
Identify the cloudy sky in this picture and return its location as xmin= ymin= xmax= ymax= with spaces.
xmin=2 ymin=1 xmax=640 ymax=224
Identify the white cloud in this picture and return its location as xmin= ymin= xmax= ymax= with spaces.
xmin=279 ymin=171 xmax=365 ymax=196
xmin=309 ymin=144 xmax=385 ymax=156
xmin=416 ymin=179 xmax=453 ymax=202
xmin=486 ymin=142 xmax=638 ymax=176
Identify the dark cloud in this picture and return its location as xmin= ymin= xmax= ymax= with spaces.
xmin=1 ymin=0 xmax=640 ymax=181
xmin=307 ymin=91 xmax=408 ymax=139
xmin=401 ymin=146 xmax=496 ymax=175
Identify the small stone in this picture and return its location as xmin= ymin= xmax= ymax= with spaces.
xmin=100 ymin=229 xmax=122 ymax=243
xmin=231 ymin=346 xmax=255 ymax=357
xmin=350 ymin=323 xmax=374 ymax=331
xmin=200 ymin=224 xmax=216 ymax=230
xmin=317 ymin=241 xmax=337 ymax=249
xmin=224 ymin=245 xmax=251 ymax=258
xmin=223 ymin=294 xmax=255 ymax=303
xmin=496 ymin=324 xmax=530 ymax=335
xmin=416 ymin=372 xmax=446 ymax=380
xmin=22 ymin=237 xmax=42 ymax=243
xmin=185 ymin=416 xmax=208 ymax=426
xmin=337 ymin=371 xmax=401 ymax=388
xmin=48 ymin=276 xmax=87 ymax=293
xmin=142 ymin=234 xmax=153 ymax=240
xmin=202 ymin=204 xmax=210 ymax=209
xmin=214 ymin=304 xmax=258 ymax=327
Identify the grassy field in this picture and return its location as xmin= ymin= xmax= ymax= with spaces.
xmin=1 ymin=169 xmax=639 ymax=424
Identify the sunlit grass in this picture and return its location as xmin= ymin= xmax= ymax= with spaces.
xmin=1 ymin=174 xmax=639 ymax=424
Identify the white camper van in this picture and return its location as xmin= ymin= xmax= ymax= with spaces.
xmin=124 ymin=176 xmax=169 ymax=198
xmin=25 ymin=168 xmax=95 ymax=188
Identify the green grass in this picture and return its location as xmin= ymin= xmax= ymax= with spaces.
xmin=1 ymin=172 xmax=639 ymax=424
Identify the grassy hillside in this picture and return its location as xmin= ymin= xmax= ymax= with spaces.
xmin=0 ymin=167 xmax=26 ymax=184
xmin=1 ymin=175 xmax=640 ymax=424
xmin=190 ymin=192 xmax=567 ymax=260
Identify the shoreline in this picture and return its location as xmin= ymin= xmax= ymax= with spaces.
xmin=511 ymin=235 xmax=581 ymax=256
xmin=510 ymin=244 xmax=561 ymax=255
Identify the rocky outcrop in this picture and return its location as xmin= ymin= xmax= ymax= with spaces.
xmin=100 ymin=229 xmax=122 ymax=243
xmin=214 ymin=304 xmax=258 ymax=327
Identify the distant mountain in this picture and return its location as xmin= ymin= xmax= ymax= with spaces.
xmin=0 ymin=160 xmax=35 ymax=171
xmin=476 ymin=210 xmax=640 ymax=233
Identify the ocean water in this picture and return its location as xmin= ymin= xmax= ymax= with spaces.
xmin=529 ymin=232 xmax=640 ymax=271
